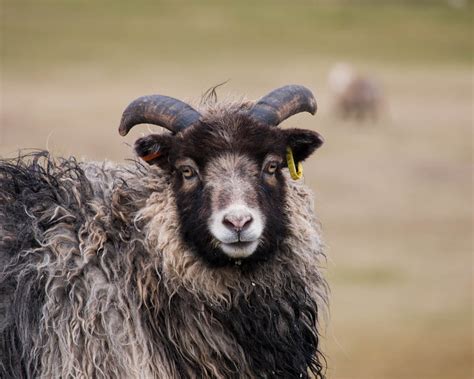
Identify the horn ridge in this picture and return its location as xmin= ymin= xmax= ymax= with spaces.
xmin=250 ymin=85 xmax=317 ymax=126
xmin=118 ymin=95 xmax=202 ymax=136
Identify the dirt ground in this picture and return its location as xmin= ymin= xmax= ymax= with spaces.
xmin=1 ymin=1 xmax=472 ymax=378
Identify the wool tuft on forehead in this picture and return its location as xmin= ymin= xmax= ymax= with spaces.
xmin=176 ymin=101 xmax=286 ymax=166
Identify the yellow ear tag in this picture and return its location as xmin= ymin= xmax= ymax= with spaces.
xmin=286 ymin=147 xmax=303 ymax=180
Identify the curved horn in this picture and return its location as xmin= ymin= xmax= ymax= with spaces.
xmin=249 ymin=85 xmax=317 ymax=126
xmin=119 ymin=95 xmax=202 ymax=136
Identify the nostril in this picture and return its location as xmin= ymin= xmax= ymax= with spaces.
xmin=223 ymin=217 xmax=236 ymax=230
xmin=240 ymin=215 xmax=253 ymax=230
xmin=223 ymin=214 xmax=253 ymax=232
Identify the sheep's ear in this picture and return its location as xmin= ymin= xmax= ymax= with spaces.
xmin=283 ymin=128 xmax=324 ymax=163
xmin=134 ymin=134 xmax=173 ymax=169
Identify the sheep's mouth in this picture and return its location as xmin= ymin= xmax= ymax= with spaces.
xmin=219 ymin=239 xmax=259 ymax=258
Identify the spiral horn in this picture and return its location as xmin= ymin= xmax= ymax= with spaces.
xmin=249 ymin=85 xmax=317 ymax=126
xmin=119 ymin=95 xmax=202 ymax=136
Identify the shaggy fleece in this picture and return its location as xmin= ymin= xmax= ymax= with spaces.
xmin=0 ymin=152 xmax=327 ymax=378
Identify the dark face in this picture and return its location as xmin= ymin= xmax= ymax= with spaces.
xmin=135 ymin=112 xmax=323 ymax=267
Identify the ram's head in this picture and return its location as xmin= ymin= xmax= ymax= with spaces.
xmin=119 ymin=85 xmax=323 ymax=267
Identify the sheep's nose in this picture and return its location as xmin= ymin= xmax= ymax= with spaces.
xmin=223 ymin=213 xmax=253 ymax=233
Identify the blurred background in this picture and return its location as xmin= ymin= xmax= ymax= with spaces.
xmin=1 ymin=1 xmax=472 ymax=378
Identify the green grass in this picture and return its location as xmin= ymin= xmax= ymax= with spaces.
xmin=2 ymin=0 xmax=472 ymax=74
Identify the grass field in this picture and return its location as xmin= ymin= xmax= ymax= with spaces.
xmin=1 ymin=1 xmax=472 ymax=378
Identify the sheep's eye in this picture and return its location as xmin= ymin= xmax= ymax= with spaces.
xmin=180 ymin=166 xmax=196 ymax=179
xmin=265 ymin=161 xmax=279 ymax=175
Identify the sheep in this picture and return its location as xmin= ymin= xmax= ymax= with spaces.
xmin=0 ymin=85 xmax=328 ymax=379
xmin=328 ymin=63 xmax=383 ymax=121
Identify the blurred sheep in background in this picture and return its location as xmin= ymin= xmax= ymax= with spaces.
xmin=328 ymin=63 xmax=384 ymax=121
